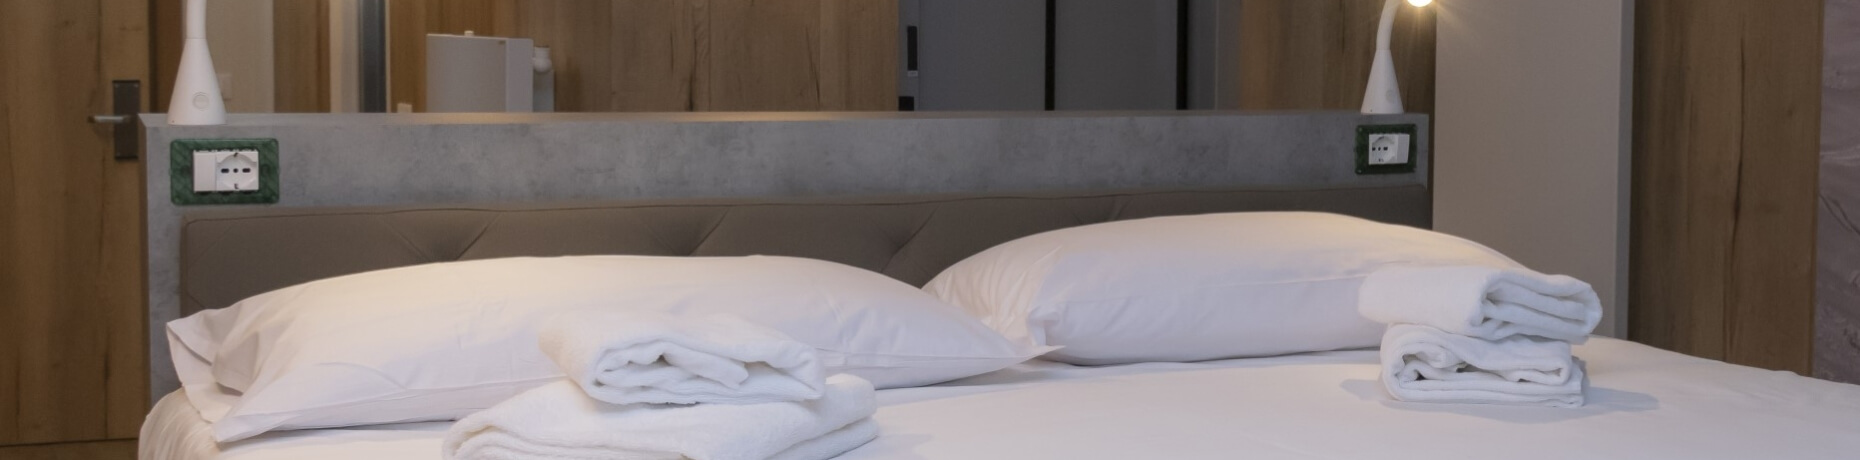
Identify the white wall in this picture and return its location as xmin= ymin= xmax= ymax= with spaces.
xmin=1434 ymin=0 xmax=1634 ymax=337
xmin=206 ymin=0 xmax=275 ymax=113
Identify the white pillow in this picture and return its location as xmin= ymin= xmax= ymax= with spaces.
xmin=170 ymin=255 xmax=1042 ymax=442
xmin=923 ymin=212 xmax=1522 ymax=366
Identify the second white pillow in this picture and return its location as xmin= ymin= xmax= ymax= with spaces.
xmin=924 ymin=212 xmax=1523 ymax=365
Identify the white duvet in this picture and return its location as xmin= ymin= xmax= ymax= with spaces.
xmin=144 ymin=338 xmax=1860 ymax=460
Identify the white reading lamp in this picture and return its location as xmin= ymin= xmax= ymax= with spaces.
xmin=169 ymin=0 xmax=227 ymax=125
xmin=1362 ymin=0 xmax=1432 ymax=114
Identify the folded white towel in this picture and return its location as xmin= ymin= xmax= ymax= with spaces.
xmin=442 ymin=375 xmax=879 ymax=460
xmin=1358 ymin=265 xmax=1603 ymax=342
xmin=1381 ymin=324 xmax=1585 ymax=408
xmin=541 ymin=310 xmax=825 ymax=406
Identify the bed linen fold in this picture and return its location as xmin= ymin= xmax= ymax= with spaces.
xmin=1381 ymin=324 xmax=1585 ymax=407
xmin=441 ymin=375 xmax=877 ymax=460
xmin=1358 ymin=265 xmax=1602 ymax=342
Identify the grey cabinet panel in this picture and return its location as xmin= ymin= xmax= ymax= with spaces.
xmin=1055 ymin=0 xmax=1179 ymax=111
xmin=905 ymin=0 xmax=1047 ymax=111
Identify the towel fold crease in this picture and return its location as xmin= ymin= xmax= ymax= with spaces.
xmin=1380 ymin=324 xmax=1586 ymax=408
xmin=541 ymin=310 xmax=826 ymax=406
xmin=1359 ymin=265 xmax=1603 ymax=342
xmin=442 ymin=375 xmax=878 ymax=460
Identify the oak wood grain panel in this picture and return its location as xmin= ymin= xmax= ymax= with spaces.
xmin=388 ymin=0 xmax=429 ymax=111
xmin=152 ymin=0 xmax=182 ymax=112
xmin=98 ymin=0 xmax=151 ymax=440
xmin=276 ymin=0 xmax=333 ymax=113
xmin=1631 ymin=0 xmax=1740 ymax=361
xmin=565 ymin=0 xmax=615 ymax=111
xmin=818 ymin=0 xmax=899 ymax=111
xmin=394 ymin=1 xmax=895 ymax=113
xmin=0 ymin=440 xmax=137 ymax=460
xmin=0 ymin=0 xmax=150 ymax=445
xmin=1724 ymin=0 xmax=1820 ymax=372
xmin=3 ymin=0 xmax=110 ymax=444
xmin=438 ymin=0 xmax=497 ymax=37
xmin=610 ymin=0 xmax=699 ymax=111
xmin=703 ymin=0 xmax=823 ymax=111
xmin=0 ymin=0 xmax=17 ymax=443
xmin=1238 ymin=0 xmax=1434 ymax=113
xmin=1630 ymin=0 xmax=1820 ymax=374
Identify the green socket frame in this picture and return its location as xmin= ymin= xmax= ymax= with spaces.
xmin=170 ymin=138 xmax=281 ymax=206
xmin=1355 ymin=124 xmax=1420 ymax=175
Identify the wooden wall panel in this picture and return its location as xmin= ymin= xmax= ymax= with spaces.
xmin=1237 ymin=0 xmax=1435 ymax=113
xmin=609 ymin=0 xmax=697 ymax=111
xmin=275 ymin=0 xmax=332 ymax=113
xmin=385 ymin=0 xmax=499 ymax=112
xmin=98 ymin=0 xmax=151 ymax=440
xmin=392 ymin=0 xmax=897 ymax=113
xmin=1 ymin=0 xmax=149 ymax=446
xmin=0 ymin=440 xmax=137 ymax=460
xmin=1631 ymin=0 xmax=1821 ymax=373
xmin=703 ymin=0 xmax=823 ymax=111
xmin=818 ymin=0 xmax=899 ymax=111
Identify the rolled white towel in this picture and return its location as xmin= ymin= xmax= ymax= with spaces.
xmin=1381 ymin=324 xmax=1585 ymax=408
xmin=1358 ymin=265 xmax=1603 ymax=342
xmin=442 ymin=374 xmax=879 ymax=460
xmin=541 ymin=310 xmax=825 ymax=405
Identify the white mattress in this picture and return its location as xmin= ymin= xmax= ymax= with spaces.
xmin=141 ymin=337 xmax=1860 ymax=460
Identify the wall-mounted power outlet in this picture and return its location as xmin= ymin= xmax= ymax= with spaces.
xmin=171 ymin=139 xmax=280 ymax=206
xmin=192 ymin=149 xmax=261 ymax=193
xmin=1356 ymin=124 xmax=1419 ymax=175
xmin=1366 ymin=133 xmax=1412 ymax=166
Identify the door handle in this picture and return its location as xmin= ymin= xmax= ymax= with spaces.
xmin=91 ymin=80 xmax=141 ymax=161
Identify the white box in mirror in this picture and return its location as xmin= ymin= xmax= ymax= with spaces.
xmin=426 ymin=33 xmax=535 ymax=113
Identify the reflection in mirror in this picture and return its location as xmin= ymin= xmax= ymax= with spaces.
xmin=154 ymin=0 xmax=1432 ymax=115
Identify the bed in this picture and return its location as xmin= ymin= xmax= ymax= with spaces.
xmin=140 ymin=112 xmax=1859 ymax=459
xmin=144 ymin=338 xmax=1860 ymax=460
xmin=142 ymin=189 xmax=1860 ymax=460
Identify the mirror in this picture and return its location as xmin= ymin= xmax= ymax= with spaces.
xmin=159 ymin=0 xmax=1430 ymax=115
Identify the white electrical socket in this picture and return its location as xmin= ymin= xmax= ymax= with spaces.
xmin=1367 ymin=133 xmax=1412 ymax=166
xmin=192 ymin=149 xmax=261 ymax=193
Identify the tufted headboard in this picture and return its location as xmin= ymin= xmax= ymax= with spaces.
xmin=146 ymin=110 xmax=1431 ymax=401
xmin=180 ymin=186 xmax=1430 ymax=317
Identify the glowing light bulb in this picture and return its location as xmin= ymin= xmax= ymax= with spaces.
xmin=1408 ymin=0 xmax=1432 ymax=6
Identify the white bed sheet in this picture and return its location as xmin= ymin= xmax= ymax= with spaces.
xmin=142 ymin=338 xmax=1860 ymax=460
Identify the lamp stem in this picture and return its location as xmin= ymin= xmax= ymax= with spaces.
xmin=1362 ymin=0 xmax=1405 ymax=114
xmin=1376 ymin=0 xmax=1400 ymax=52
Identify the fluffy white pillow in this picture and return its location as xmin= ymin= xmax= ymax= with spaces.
xmin=170 ymin=256 xmax=1042 ymax=442
xmin=923 ymin=212 xmax=1522 ymax=365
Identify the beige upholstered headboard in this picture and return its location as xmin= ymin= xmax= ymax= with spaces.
xmin=180 ymin=187 xmax=1430 ymax=318
xmin=146 ymin=111 xmax=1431 ymax=402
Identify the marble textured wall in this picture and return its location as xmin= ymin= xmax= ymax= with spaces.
xmin=1818 ymin=0 xmax=1860 ymax=384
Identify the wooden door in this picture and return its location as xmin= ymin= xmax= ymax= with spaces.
xmin=0 ymin=0 xmax=151 ymax=454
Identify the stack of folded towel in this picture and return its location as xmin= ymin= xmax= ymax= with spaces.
xmin=1358 ymin=265 xmax=1604 ymax=408
xmin=443 ymin=311 xmax=879 ymax=460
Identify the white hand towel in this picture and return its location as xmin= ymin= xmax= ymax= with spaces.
xmin=442 ymin=374 xmax=879 ymax=460
xmin=1358 ymin=265 xmax=1603 ymax=342
xmin=541 ymin=310 xmax=825 ymax=406
xmin=1381 ymin=324 xmax=1585 ymax=408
